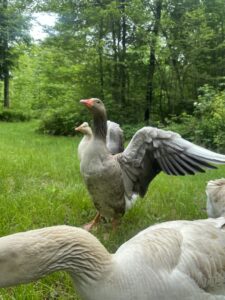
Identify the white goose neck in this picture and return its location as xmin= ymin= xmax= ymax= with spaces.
xmin=0 ymin=226 xmax=112 ymax=288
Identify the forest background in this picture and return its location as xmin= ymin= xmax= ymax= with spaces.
xmin=1 ymin=0 xmax=225 ymax=150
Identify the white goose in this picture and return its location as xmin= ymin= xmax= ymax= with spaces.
xmin=1 ymin=218 xmax=225 ymax=299
xmin=75 ymin=122 xmax=93 ymax=161
xmin=206 ymin=178 xmax=225 ymax=218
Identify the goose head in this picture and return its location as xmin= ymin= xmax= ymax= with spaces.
xmin=80 ymin=98 xmax=107 ymax=140
xmin=80 ymin=98 xmax=106 ymax=118
xmin=75 ymin=122 xmax=92 ymax=136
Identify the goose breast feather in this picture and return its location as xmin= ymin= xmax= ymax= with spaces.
xmin=81 ymin=140 xmax=125 ymax=218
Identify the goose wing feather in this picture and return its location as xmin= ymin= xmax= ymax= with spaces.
xmin=106 ymin=121 xmax=124 ymax=154
xmin=118 ymin=126 xmax=225 ymax=198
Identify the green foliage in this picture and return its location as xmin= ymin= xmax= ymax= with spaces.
xmin=0 ymin=108 xmax=31 ymax=122
xmin=38 ymin=104 xmax=89 ymax=136
xmin=164 ymin=85 xmax=225 ymax=151
xmin=164 ymin=113 xmax=197 ymax=142
xmin=193 ymin=85 xmax=225 ymax=150
xmin=105 ymin=99 xmax=146 ymax=125
xmin=122 ymin=122 xmax=145 ymax=140
xmin=10 ymin=45 xmax=38 ymax=111
xmin=0 ymin=0 xmax=31 ymax=107
xmin=5 ymin=0 xmax=225 ymax=133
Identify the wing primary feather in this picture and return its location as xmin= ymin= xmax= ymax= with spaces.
xmin=162 ymin=156 xmax=183 ymax=175
xmin=166 ymin=157 xmax=188 ymax=175
xmin=179 ymin=154 xmax=215 ymax=172
xmin=184 ymin=153 xmax=217 ymax=169
xmin=174 ymin=155 xmax=201 ymax=174
xmin=170 ymin=155 xmax=197 ymax=174
xmin=157 ymin=156 xmax=174 ymax=175
xmin=156 ymin=157 xmax=167 ymax=173
xmin=174 ymin=138 xmax=225 ymax=163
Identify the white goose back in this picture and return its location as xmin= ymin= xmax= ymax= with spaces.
xmin=1 ymin=220 xmax=225 ymax=299
xmin=206 ymin=178 xmax=225 ymax=217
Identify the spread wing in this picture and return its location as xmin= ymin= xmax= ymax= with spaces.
xmin=117 ymin=126 xmax=225 ymax=198
xmin=106 ymin=120 xmax=124 ymax=154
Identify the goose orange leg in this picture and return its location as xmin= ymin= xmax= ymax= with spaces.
xmin=112 ymin=218 xmax=119 ymax=231
xmin=83 ymin=212 xmax=101 ymax=231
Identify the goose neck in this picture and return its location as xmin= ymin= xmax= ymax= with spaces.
xmin=93 ymin=113 xmax=107 ymax=142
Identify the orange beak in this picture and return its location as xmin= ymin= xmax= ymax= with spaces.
xmin=74 ymin=125 xmax=81 ymax=131
xmin=80 ymin=98 xmax=94 ymax=108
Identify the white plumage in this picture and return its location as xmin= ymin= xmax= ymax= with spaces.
xmin=206 ymin=178 xmax=225 ymax=218
xmin=75 ymin=122 xmax=93 ymax=161
xmin=1 ymin=218 xmax=225 ymax=299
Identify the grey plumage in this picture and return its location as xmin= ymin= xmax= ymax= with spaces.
xmin=80 ymin=98 xmax=225 ymax=220
xmin=76 ymin=121 xmax=124 ymax=160
xmin=119 ymin=126 xmax=225 ymax=198
xmin=106 ymin=120 xmax=124 ymax=154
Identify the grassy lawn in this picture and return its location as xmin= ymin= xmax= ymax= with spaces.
xmin=0 ymin=121 xmax=224 ymax=299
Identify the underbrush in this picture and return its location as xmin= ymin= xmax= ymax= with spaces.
xmin=0 ymin=109 xmax=31 ymax=122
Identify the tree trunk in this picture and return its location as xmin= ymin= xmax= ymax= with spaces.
xmin=145 ymin=0 xmax=162 ymax=123
xmin=96 ymin=0 xmax=105 ymax=99
xmin=145 ymin=50 xmax=155 ymax=123
xmin=161 ymin=28 xmax=184 ymax=110
xmin=2 ymin=0 xmax=10 ymax=108
xmin=120 ymin=0 xmax=126 ymax=104
xmin=98 ymin=18 xmax=104 ymax=99
xmin=3 ymin=65 xmax=10 ymax=108
xmin=111 ymin=16 xmax=120 ymax=102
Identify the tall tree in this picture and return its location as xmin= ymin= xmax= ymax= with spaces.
xmin=145 ymin=0 xmax=162 ymax=123
xmin=0 ymin=0 xmax=10 ymax=107
xmin=25 ymin=0 xmax=225 ymax=126
xmin=119 ymin=0 xmax=127 ymax=104
xmin=0 ymin=0 xmax=31 ymax=108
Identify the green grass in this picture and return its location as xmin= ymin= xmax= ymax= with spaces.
xmin=0 ymin=121 xmax=225 ymax=299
